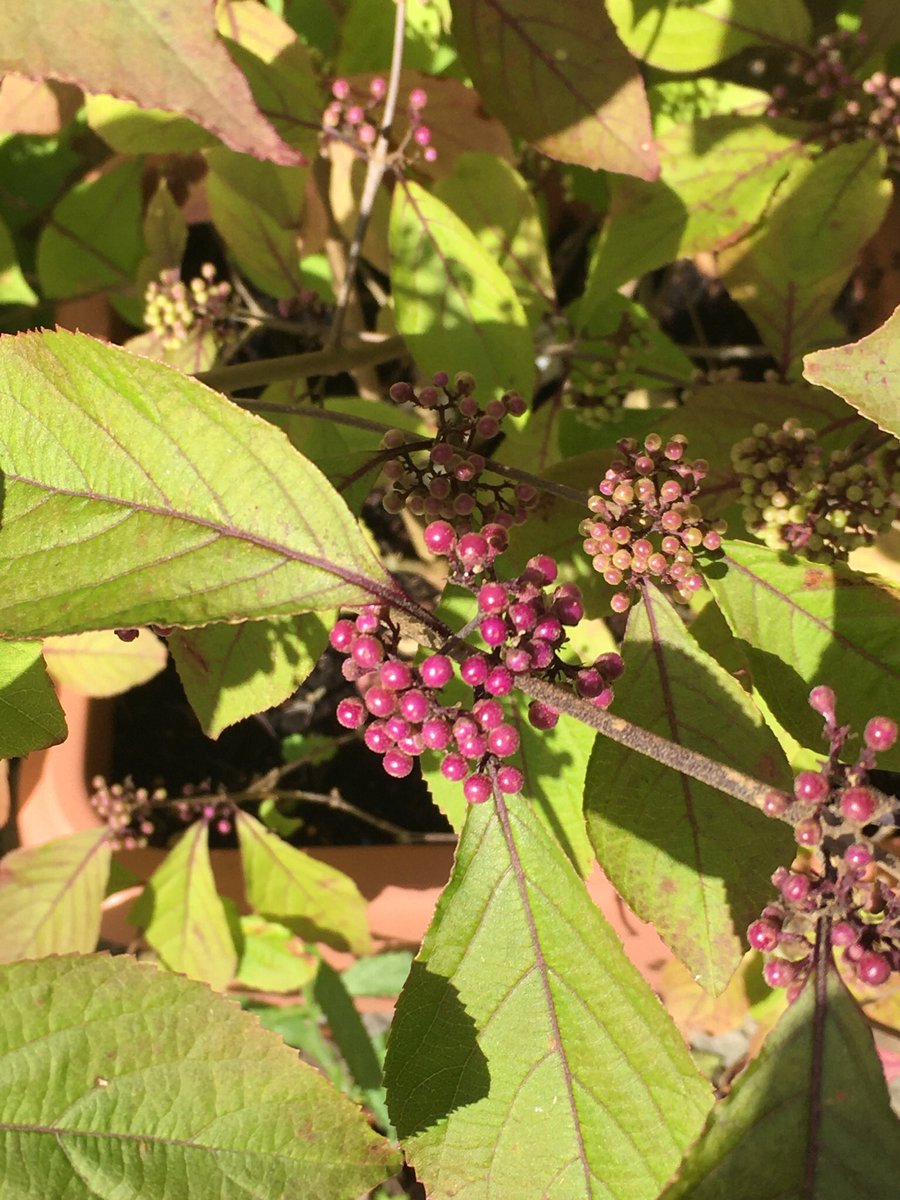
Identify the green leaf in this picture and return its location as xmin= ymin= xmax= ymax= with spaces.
xmin=36 ymin=159 xmax=145 ymax=299
xmin=450 ymin=0 xmax=657 ymax=179
xmin=0 ymin=955 xmax=399 ymax=1196
xmin=584 ymin=585 xmax=793 ymax=993
xmin=384 ymin=796 xmax=711 ymax=1198
xmin=709 ymin=540 xmax=900 ymax=771
xmin=234 ymin=914 xmax=318 ymax=992
xmin=130 ymin=821 xmax=238 ymax=990
xmin=720 ymin=142 xmax=891 ymax=372
xmin=606 ymin=0 xmax=811 ymax=71
xmin=860 ymin=0 xmax=900 ymax=54
xmin=803 ymin=303 xmax=900 ymax=438
xmin=0 ymin=212 xmax=36 ymax=306
xmin=237 ymin=810 xmax=371 ymax=954
xmin=435 ymin=152 xmax=555 ymax=331
xmin=84 ymin=94 xmax=216 ymax=154
xmin=42 ymin=628 xmax=168 ymax=698
xmin=169 ymin=614 xmax=328 ymax=738
xmin=584 ymin=118 xmax=807 ymax=297
xmin=0 ymin=829 xmax=111 ymax=961
xmin=342 ymin=950 xmax=414 ymax=997
xmin=390 ymin=180 xmax=534 ymax=402
xmin=0 ymin=640 xmax=66 ymax=757
xmin=206 ymin=148 xmax=307 ymax=298
xmin=0 ymin=0 xmax=301 ymax=165
xmin=135 ymin=178 xmax=189 ymax=297
xmin=313 ymin=962 xmax=389 ymax=1129
xmin=663 ymin=961 xmax=900 ymax=1198
xmin=0 ymin=330 xmax=391 ymax=638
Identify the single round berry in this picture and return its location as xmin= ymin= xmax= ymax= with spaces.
xmin=488 ymin=724 xmax=520 ymax=758
xmin=808 ymin=685 xmax=836 ymax=719
xmin=336 ymin=698 xmax=366 ymax=729
xmin=484 ymin=666 xmax=514 ymax=696
xmin=830 ymin=922 xmax=858 ymax=947
xmin=441 ymin=753 xmax=468 ymax=782
xmin=424 ymin=520 xmax=456 ymax=556
xmin=421 ymin=655 xmax=453 ymax=688
xmin=845 ymin=843 xmax=873 ymax=869
xmin=355 ymin=609 xmax=381 ymax=634
xmin=526 ymin=554 xmax=557 ymax=585
xmin=386 ymin=716 xmax=411 ymax=742
xmin=329 ymin=620 xmax=356 ymax=652
xmin=400 ymin=689 xmax=429 ymax=723
xmin=351 ymin=635 xmax=384 ymax=670
xmin=761 ymin=790 xmax=789 ymax=817
xmin=528 ymin=701 xmax=559 ymax=730
xmin=747 ymin=919 xmax=781 ymax=952
xmin=795 ymin=818 xmax=822 ymax=847
xmin=793 ymin=771 xmax=828 ymax=804
xmin=380 ymin=659 xmax=413 ymax=691
xmin=480 ymin=616 xmax=508 ymax=647
xmin=840 ymin=787 xmax=876 ymax=824
xmin=478 ymin=582 xmax=508 ymax=614
xmin=781 ymin=873 xmax=810 ymax=903
xmin=365 ymin=723 xmax=393 ymax=754
xmin=464 ymin=773 xmax=493 ymax=804
xmin=473 ymin=699 xmax=504 ymax=730
xmin=384 ymin=749 xmax=414 ymax=779
xmin=497 ymin=765 xmax=524 ymax=793
xmin=864 ymin=716 xmax=898 ymax=752
xmin=421 ymin=718 xmax=452 ymax=750
xmin=594 ymin=652 xmax=625 ymax=682
xmin=763 ymin=959 xmax=798 ymax=988
xmin=458 ymin=731 xmax=488 ymax=760
xmin=856 ymin=951 xmax=891 ymax=987
xmin=365 ymin=686 xmax=396 ymax=717
xmin=457 ymin=532 xmax=490 ymax=571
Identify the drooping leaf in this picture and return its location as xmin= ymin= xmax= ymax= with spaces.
xmin=606 ymin=0 xmax=811 ymax=71
xmin=0 ymin=640 xmax=66 ymax=757
xmin=130 ymin=821 xmax=237 ymax=991
xmin=384 ymin=795 xmax=711 ymax=1198
xmin=390 ymin=180 xmax=534 ymax=402
xmin=663 ymin=960 xmax=900 ymax=1198
xmin=0 ymin=213 xmax=37 ymax=306
xmin=42 ymin=628 xmax=167 ymax=698
xmin=435 ymin=153 xmax=555 ymax=331
xmin=135 ymin=178 xmax=189 ymax=297
xmin=803 ymin=303 xmax=900 ymax=439
xmin=720 ymin=141 xmax=891 ymax=372
xmin=169 ymin=613 xmax=328 ymax=738
xmin=234 ymin=914 xmax=318 ymax=992
xmin=36 ymin=159 xmax=145 ymax=299
xmin=450 ymin=0 xmax=657 ymax=179
xmin=0 ymin=955 xmax=399 ymax=1197
xmin=709 ymin=540 xmax=900 ymax=771
xmin=0 ymin=0 xmax=301 ymax=165
xmin=584 ymin=118 xmax=807 ymax=297
xmin=0 ymin=330 xmax=392 ymax=638
xmin=236 ymin=810 xmax=371 ymax=954
xmin=0 ymin=829 xmax=110 ymax=961
xmin=584 ymin=584 xmax=793 ymax=993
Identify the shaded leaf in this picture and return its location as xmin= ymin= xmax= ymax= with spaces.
xmin=313 ymin=962 xmax=389 ymax=1129
xmin=584 ymin=584 xmax=793 ymax=993
xmin=237 ymin=810 xmax=371 ymax=954
xmin=390 ymin=180 xmax=534 ymax=402
xmin=170 ymin=614 xmax=328 ymax=738
xmin=663 ymin=960 xmax=900 ymax=1198
xmin=384 ymin=796 xmax=711 ymax=1198
xmin=0 ymin=829 xmax=110 ymax=961
xmin=0 ymin=213 xmax=36 ymax=305
xmin=450 ymin=0 xmax=657 ymax=179
xmin=720 ymin=142 xmax=891 ymax=372
xmin=0 ymin=330 xmax=391 ymax=638
xmin=36 ymin=159 xmax=145 ymax=300
xmin=234 ymin=914 xmax=317 ymax=993
xmin=607 ymin=0 xmax=811 ymax=71
xmin=0 ymin=640 xmax=66 ymax=757
xmin=0 ymin=0 xmax=301 ymax=164
xmin=42 ymin=628 xmax=167 ymax=698
xmin=0 ymin=955 xmax=399 ymax=1196
xmin=709 ymin=540 xmax=900 ymax=771
xmin=130 ymin=821 xmax=237 ymax=990
xmin=803 ymin=302 xmax=900 ymax=439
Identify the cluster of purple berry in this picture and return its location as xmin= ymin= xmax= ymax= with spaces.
xmin=321 ymin=77 xmax=436 ymax=163
xmin=732 ymin=419 xmax=899 ymax=561
xmin=381 ymin=372 xmax=532 ymax=529
xmin=749 ymin=688 xmax=900 ymax=994
xmin=580 ymin=434 xmax=725 ymax=613
xmin=143 ymin=264 xmax=235 ymax=352
xmin=332 ymin=521 xmax=624 ymax=802
xmin=89 ymin=775 xmax=235 ymax=848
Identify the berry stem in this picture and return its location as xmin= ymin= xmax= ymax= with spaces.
xmin=196 ymin=334 xmax=406 ymax=392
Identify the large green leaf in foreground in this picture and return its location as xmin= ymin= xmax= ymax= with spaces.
xmin=0 ymin=955 xmax=399 ymax=1198
xmin=0 ymin=331 xmax=392 ymax=638
xmin=385 ymin=795 xmax=710 ymax=1199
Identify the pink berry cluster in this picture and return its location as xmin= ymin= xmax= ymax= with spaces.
xmin=381 ymin=371 xmax=532 ymax=529
xmin=580 ymin=434 xmax=726 ymax=613
xmin=749 ymin=687 xmax=900 ymax=994
xmin=143 ymin=264 xmax=235 ymax=352
xmin=321 ymin=77 xmax=437 ymax=163
xmin=89 ymin=776 xmax=235 ymax=849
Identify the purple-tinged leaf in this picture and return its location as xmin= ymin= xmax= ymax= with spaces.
xmin=584 ymin=585 xmax=793 ymax=993
xmin=663 ymin=953 xmax=900 ymax=1197
xmin=385 ymin=794 xmax=711 ymax=1198
xmin=0 ymin=829 xmax=110 ymax=961
xmin=803 ymin=303 xmax=900 ymax=439
xmin=450 ymin=0 xmax=658 ymax=179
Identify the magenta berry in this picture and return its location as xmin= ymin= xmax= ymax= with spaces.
xmin=794 ymin=818 xmax=822 ymax=847
xmin=497 ymin=765 xmax=524 ymax=794
xmin=336 ymin=698 xmax=366 ymax=729
xmin=488 ymin=724 xmax=520 ymax=758
xmin=383 ymin=749 xmax=414 ymax=779
xmin=457 ymin=532 xmax=490 ymax=570
xmin=365 ymin=723 xmax=393 ymax=754
xmin=526 ymin=554 xmax=557 ymax=584
xmin=761 ymin=790 xmax=789 ymax=817
xmin=808 ymin=685 xmax=836 ymax=718
xmin=461 ymin=655 xmax=490 ymax=686
xmin=856 ymin=951 xmax=891 ymax=987
xmin=480 ymin=615 xmax=508 ymax=647
xmin=400 ymin=689 xmax=429 ymax=723
xmin=424 ymin=520 xmax=456 ymax=555
xmin=421 ymin=718 xmax=452 ymax=750
xmin=528 ymin=701 xmax=559 ymax=730
xmin=864 ymin=715 xmax=897 ymax=751
xmin=747 ymin=919 xmax=781 ymax=952
xmin=380 ymin=659 xmax=413 ymax=691
xmin=464 ymin=774 xmax=493 ymax=804
xmin=830 ymin=922 xmax=858 ymax=947
xmin=421 ymin=654 xmax=453 ymax=688
xmin=763 ymin=959 xmax=798 ymax=989
xmin=845 ymin=843 xmax=873 ymax=869
xmin=329 ymin=619 xmax=356 ymax=651
xmin=840 ymin=786 xmax=876 ymax=823
xmin=441 ymin=753 xmax=468 ymax=782
xmin=478 ymin=582 xmax=507 ymax=613
xmin=351 ymin=635 xmax=383 ymax=669
xmin=793 ymin=770 xmax=828 ymax=804
xmin=781 ymin=873 xmax=810 ymax=903
xmin=484 ymin=666 xmax=514 ymax=696
xmin=364 ymin=686 xmax=396 ymax=717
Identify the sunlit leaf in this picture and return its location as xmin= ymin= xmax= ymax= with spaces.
xmin=0 ymin=0 xmax=301 ymax=164
xmin=451 ymin=0 xmax=657 ymax=179
xmin=84 ymin=94 xmax=215 ymax=153
xmin=234 ymin=914 xmax=318 ymax=993
xmin=0 ymin=640 xmax=66 ymax=757
xmin=42 ymin=628 xmax=167 ymax=698
xmin=584 ymin=584 xmax=793 ymax=992
xmin=0 ymin=955 xmax=399 ymax=1197
xmin=385 ymin=795 xmax=711 ymax=1198
xmin=130 ymin=821 xmax=237 ymax=990
xmin=0 ymin=830 xmax=110 ymax=961
xmin=237 ymin=810 xmax=371 ymax=954
xmin=0 ymin=330 xmax=392 ymax=638
xmin=0 ymin=213 xmax=36 ymax=305
xmin=663 ymin=960 xmax=900 ymax=1197
xmin=803 ymin=303 xmax=900 ymax=439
